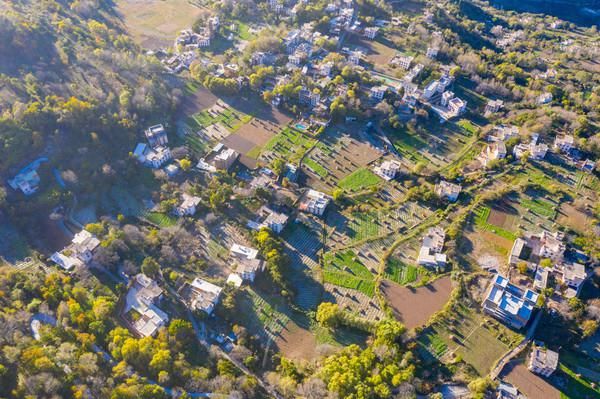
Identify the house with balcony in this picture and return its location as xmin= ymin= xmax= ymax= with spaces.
xmin=179 ymin=278 xmax=223 ymax=315
xmin=298 ymin=189 xmax=330 ymax=216
xmin=124 ymin=274 xmax=169 ymax=337
xmin=482 ymin=274 xmax=538 ymax=329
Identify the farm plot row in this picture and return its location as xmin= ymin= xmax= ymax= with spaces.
xmin=323 ymin=250 xmax=376 ymax=297
xmin=236 ymin=288 xmax=290 ymax=341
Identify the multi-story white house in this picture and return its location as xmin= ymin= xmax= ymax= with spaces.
xmin=370 ymin=86 xmax=387 ymax=101
xmin=179 ymin=278 xmax=223 ymax=315
xmin=435 ymin=181 xmax=462 ymax=202
xmin=417 ymin=227 xmax=447 ymax=269
xmin=125 ymin=274 xmax=169 ymax=337
xmin=299 ymin=189 xmax=330 ymax=216
xmin=175 ymin=194 xmax=201 ymax=217
xmin=485 ymin=99 xmax=504 ymax=115
xmin=528 ymin=343 xmax=559 ymax=377
xmin=553 ymin=134 xmax=575 ymax=153
xmin=364 ymin=27 xmax=379 ymax=39
xmin=480 ymin=142 xmax=507 ymax=167
xmin=50 ymin=229 xmax=101 ymax=272
xmin=373 ymin=160 xmax=400 ymax=181
xmin=426 ymin=47 xmax=439 ymax=59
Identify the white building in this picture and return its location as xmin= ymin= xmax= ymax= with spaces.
xmin=175 ymin=194 xmax=201 ymax=217
xmin=435 ymin=181 xmax=462 ymax=202
xmin=538 ymin=92 xmax=553 ymax=105
xmin=557 ymin=262 xmax=587 ymax=298
xmin=417 ymin=227 xmax=447 ymax=269
xmin=426 ymin=47 xmax=439 ymax=59
xmin=528 ymin=343 xmax=559 ymax=377
xmin=125 ymin=274 xmax=169 ymax=337
xmin=248 ymin=206 xmax=289 ymax=234
xmin=230 ymin=244 xmax=265 ymax=282
xmin=485 ymin=99 xmax=504 ymax=115
xmin=513 ymin=136 xmax=548 ymax=160
xmin=299 ymin=88 xmax=321 ymax=107
xmin=145 ymin=124 xmax=168 ymax=147
xmin=488 ymin=125 xmax=519 ymax=142
xmin=180 ymin=278 xmax=223 ymax=315
xmin=447 ymin=97 xmax=467 ymax=116
xmin=50 ymin=229 xmax=101 ymax=271
xmin=480 ymin=142 xmax=507 ymax=167
xmin=373 ymin=160 xmax=400 ymax=181
xmin=364 ymin=27 xmax=379 ymax=39
xmin=299 ymin=189 xmax=330 ymax=216
xmin=348 ymin=50 xmax=363 ymax=65
xmin=392 ymin=54 xmax=413 ymax=70
xmin=213 ymin=147 xmax=239 ymax=170
xmin=370 ymin=86 xmax=387 ymax=101
xmin=134 ymin=143 xmax=172 ymax=169
xmin=553 ymin=134 xmax=575 ymax=153
xmin=440 ymin=90 xmax=454 ymax=107
xmin=8 ymin=168 xmax=41 ymax=195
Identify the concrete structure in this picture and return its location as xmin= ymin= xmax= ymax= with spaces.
xmin=248 ymin=206 xmax=289 ymax=234
xmin=553 ymin=134 xmax=575 ymax=153
xmin=8 ymin=169 xmax=41 ymax=195
xmin=417 ymin=227 xmax=447 ymax=269
xmin=125 ymin=274 xmax=168 ymax=337
xmin=435 ymin=181 xmax=462 ymax=202
xmin=528 ymin=343 xmax=559 ymax=377
xmin=370 ymin=85 xmax=386 ymax=101
xmin=364 ymin=27 xmax=379 ymax=39
xmin=299 ymin=88 xmax=321 ymax=107
xmin=482 ymin=274 xmax=538 ymax=329
xmin=134 ymin=143 xmax=172 ymax=169
xmin=513 ymin=135 xmax=548 ymax=160
xmin=213 ymin=147 xmax=239 ymax=170
xmin=179 ymin=278 xmax=223 ymax=315
xmin=480 ymin=142 xmax=507 ymax=167
xmin=426 ymin=47 xmax=439 ymax=59
xmin=485 ymin=99 xmax=504 ymax=114
xmin=298 ymin=189 xmax=330 ymax=216
xmin=145 ymin=124 xmax=168 ymax=147
xmin=391 ymin=54 xmax=413 ymax=70
xmin=538 ymin=92 xmax=553 ymax=105
xmin=557 ymin=262 xmax=587 ymax=298
xmin=50 ymin=230 xmax=100 ymax=271
xmin=509 ymin=231 xmax=565 ymax=268
xmin=373 ymin=160 xmax=400 ymax=181
xmin=175 ymin=194 xmax=201 ymax=217
xmin=488 ymin=125 xmax=519 ymax=142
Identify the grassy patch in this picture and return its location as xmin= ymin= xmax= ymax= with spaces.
xmin=304 ymin=157 xmax=329 ymax=178
xmin=338 ymin=168 xmax=381 ymax=192
xmin=385 ymin=258 xmax=423 ymax=285
xmin=347 ymin=212 xmax=380 ymax=242
xmin=246 ymin=145 xmax=263 ymax=159
xmin=473 ymin=206 xmax=517 ymax=241
xmin=558 ymin=362 xmax=600 ymax=399
xmin=263 ymin=126 xmax=316 ymax=163
xmin=520 ymin=197 xmax=556 ymax=219
xmin=143 ymin=212 xmax=178 ymax=227
xmin=323 ymin=250 xmax=375 ymax=296
xmin=189 ymin=107 xmax=249 ymax=133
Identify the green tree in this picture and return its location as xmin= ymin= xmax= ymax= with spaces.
xmin=316 ymin=302 xmax=341 ymax=328
xmin=141 ymin=257 xmax=160 ymax=277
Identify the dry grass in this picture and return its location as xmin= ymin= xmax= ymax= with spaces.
xmin=115 ymin=0 xmax=208 ymax=48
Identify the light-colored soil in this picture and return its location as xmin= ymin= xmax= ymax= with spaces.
xmin=181 ymin=86 xmax=219 ymax=116
xmin=116 ymin=0 xmax=208 ymax=49
xmin=502 ymin=362 xmax=561 ymax=399
xmin=557 ymin=202 xmax=591 ymax=233
xmin=222 ymin=119 xmax=278 ymax=169
xmin=274 ymin=321 xmax=317 ymax=361
xmin=463 ymin=228 xmax=514 ymax=263
xmin=381 ymin=276 xmax=453 ymax=329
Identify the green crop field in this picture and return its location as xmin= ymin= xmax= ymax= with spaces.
xmin=385 ymin=258 xmax=423 ymax=285
xmin=143 ymin=212 xmax=178 ymax=228
xmin=323 ymin=250 xmax=376 ymax=296
xmin=188 ymin=107 xmax=251 ymax=133
xmin=304 ymin=157 xmax=329 ymax=178
xmin=263 ymin=126 xmax=316 ymax=162
xmin=338 ymin=168 xmax=381 ymax=192
xmin=520 ymin=197 xmax=556 ymax=219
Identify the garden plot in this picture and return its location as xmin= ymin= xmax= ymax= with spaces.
xmin=386 ymin=118 xmax=478 ymax=171
xmin=323 ymin=283 xmax=386 ymax=321
xmin=283 ymin=221 xmax=322 ymax=270
xmin=501 ymin=363 xmax=561 ymax=399
xmin=382 ymin=276 xmax=454 ymax=330
xmin=325 ymin=201 xmax=431 ymax=250
xmin=259 ymin=126 xmax=316 ymax=165
xmin=417 ymin=301 xmax=522 ymax=375
xmin=322 ymin=250 xmax=376 ymax=297
xmin=384 ymin=257 xmax=429 ymax=286
xmin=303 ymin=130 xmax=383 ymax=192
xmin=235 ymin=287 xmax=290 ymax=342
xmin=221 ymin=119 xmax=279 ymax=169
xmin=349 ymin=235 xmax=398 ymax=273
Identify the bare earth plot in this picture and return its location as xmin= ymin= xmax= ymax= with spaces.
xmin=323 ymin=283 xmax=386 ymax=321
xmin=502 ymin=362 xmax=561 ymax=399
xmin=381 ymin=276 xmax=453 ymax=329
xmin=115 ymin=0 xmax=208 ymax=49
xmin=275 ymin=320 xmax=318 ymax=361
xmin=557 ymin=202 xmax=592 ymax=234
xmin=304 ymin=129 xmax=383 ymax=192
xmin=222 ymin=119 xmax=278 ymax=169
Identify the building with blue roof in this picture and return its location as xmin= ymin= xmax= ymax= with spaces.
xmin=482 ymin=274 xmax=538 ymax=329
